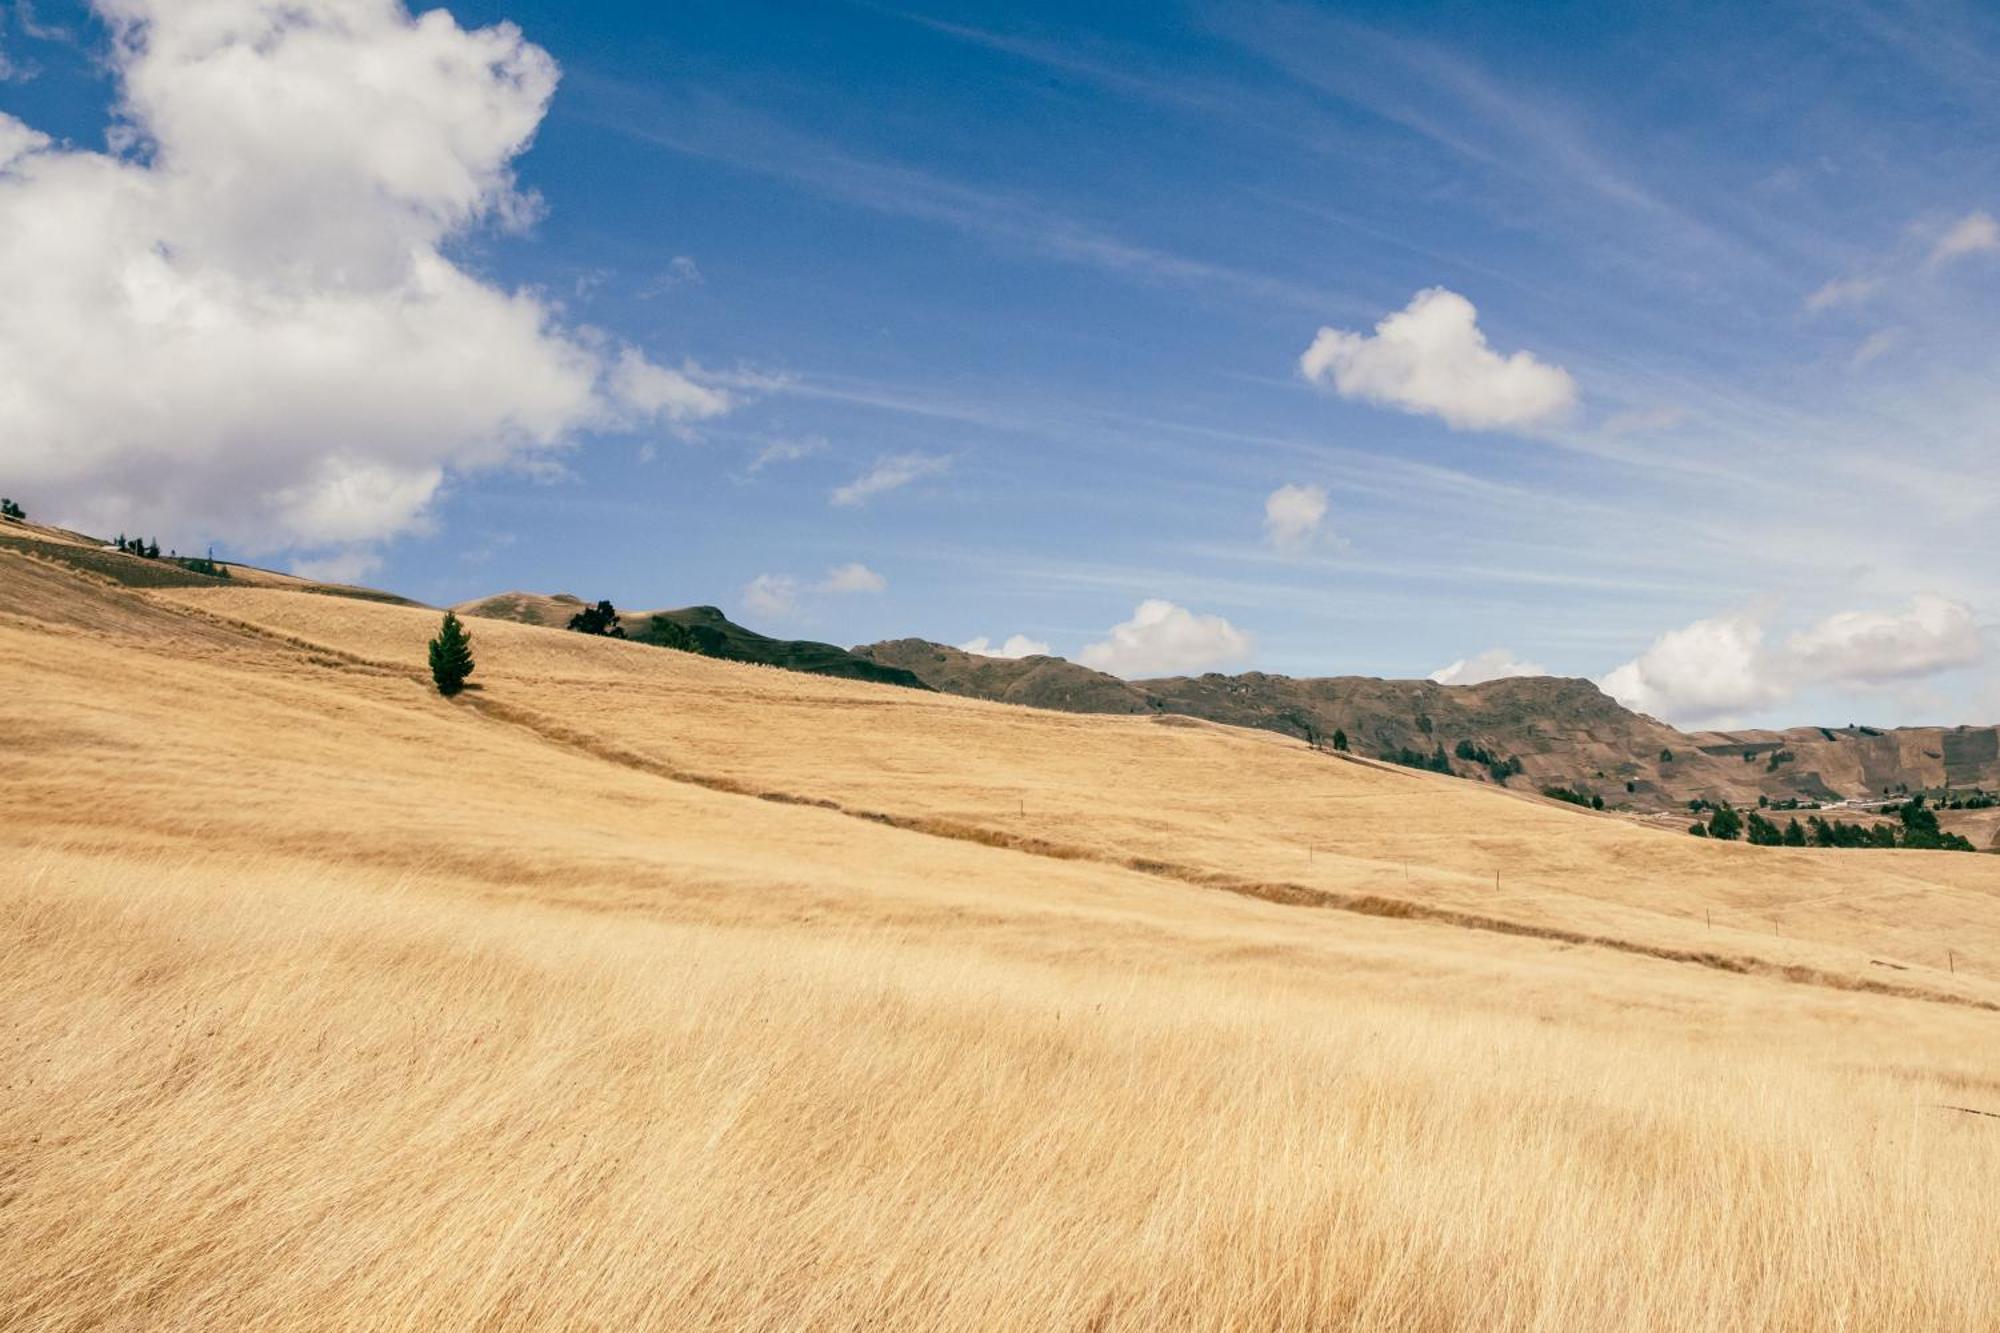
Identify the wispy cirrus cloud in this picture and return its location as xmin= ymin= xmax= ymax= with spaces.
xmin=1929 ymin=211 xmax=2000 ymax=265
xmin=830 ymin=452 xmax=950 ymax=508
xmin=575 ymin=78 xmax=1349 ymax=313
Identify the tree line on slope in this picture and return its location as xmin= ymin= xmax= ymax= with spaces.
xmin=111 ymin=534 xmax=230 ymax=577
xmin=1376 ymin=737 xmax=1526 ymax=787
xmin=1689 ymin=796 xmax=1977 ymax=852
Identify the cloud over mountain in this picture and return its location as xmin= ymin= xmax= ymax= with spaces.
xmin=1078 ymin=599 xmax=1251 ymax=678
xmin=1603 ymin=596 xmax=1983 ymax=724
xmin=1429 ymin=648 xmax=1547 ymax=686
xmin=959 ymin=634 xmax=1052 ymax=659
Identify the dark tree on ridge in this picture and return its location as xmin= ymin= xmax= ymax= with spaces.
xmin=567 ymin=600 xmax=626 ymax=638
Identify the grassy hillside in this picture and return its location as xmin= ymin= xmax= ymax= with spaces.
xmin=5 ymin=551 xmax=1999 ymax=1330
xmin=455 ymin=593 xmax=929 ymax=689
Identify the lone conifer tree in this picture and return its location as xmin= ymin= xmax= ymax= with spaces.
xmin=428 ymin=611 xmax=475 ymax=697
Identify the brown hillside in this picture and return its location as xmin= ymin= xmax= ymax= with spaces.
xmin=858 ymin=638 xmax=2000 ymax=813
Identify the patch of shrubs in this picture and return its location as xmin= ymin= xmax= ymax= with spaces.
xmin=0 ymin=497 xmax=24 ymax=521
xmin=1454 ymin=739 xmax=1524 ymax=785
xmin=178 ymin=549 xmax=230 ymax=579
xmin=1385 ymin=744 xmax=1453 ymax=775
xmin=1543 ymin=786 xmax=1604 ymax=810
xmin=115 ymin=535 xmax=162 ymax=559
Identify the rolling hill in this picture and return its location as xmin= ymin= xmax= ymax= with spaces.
xmin=856 ymin=637 xmax=2000 ymax=823
xmin=455 ymin=592 xmax=928 ymax=690
xmin=3 ymin=536 xmax=1999 ymax=1328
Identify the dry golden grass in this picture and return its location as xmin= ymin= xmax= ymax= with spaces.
xmin=4 ymin=560 xmax=1999 ymax=1330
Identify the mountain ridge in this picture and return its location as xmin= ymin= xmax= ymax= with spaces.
xmin=853 ymin=638 xmax=2000 ymax=823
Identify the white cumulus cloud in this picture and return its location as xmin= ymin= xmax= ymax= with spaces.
xmin=1601 ymin=613 xmax=1785 ymax=725
xmin=958 ymin=634 xmax=1051 ymax=659
xmin=0 ymin=0 xmax=727 ymax=564
xmin=1930 ymin=211 xmax=2000 ymax=265
xmin=1263 ymin=482 xmax=1329 ymax=551
xmin=1601 ymin=595 xmax=1984 ymax=724
xmin=820 ymin=562 xmax=886 ymax=594
xmin=830 ymin=452 xmax=950 ymax=507
xmin=1298 ymin=288 xmax=1577 ymax=431
xmin=1786 ymin=595 xmax=1981 ymax=685
xmin=1429 ymin=648 xmax=1548 ymax=686
xmin=1078 ymin=599 xmax=1252 ymax=679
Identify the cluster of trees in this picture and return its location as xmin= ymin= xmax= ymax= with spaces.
xmin=1455 ymin=739 xmax=1524 ymax=784
xmin=0 ymin=497 xmax=23 ymax=520
xmin=1691 ymin=796 xmax=1976 ymax=852
xmin=1943 ymin=791 xmax=1998 ymax=810
xmin=113 ymin=534 xmax=230 ymax=577
xmin=1385 ymin=744 xmax=1453 ymax=775
xmin=1543 ymin=786 xmax=1605 ymax=810
xmin=566 ymin=600 xmax=626 ymax=637
xmin=1379 ymin=736 xmax=1526 ymax=784
xmin=567 ymin=599 xmax=725 ymax=657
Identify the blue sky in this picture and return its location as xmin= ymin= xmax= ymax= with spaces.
xmin=3 ymin=0 xmax=1998 ymax=726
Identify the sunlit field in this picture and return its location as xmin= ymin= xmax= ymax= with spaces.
xmin=5 ymin=546 xmax=1999 ymax=1330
